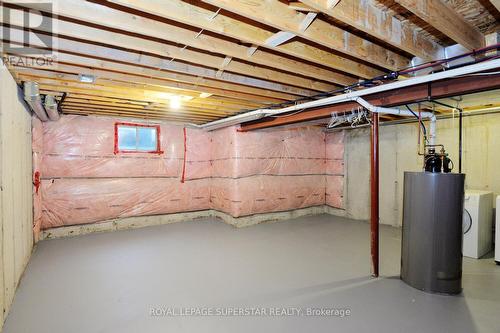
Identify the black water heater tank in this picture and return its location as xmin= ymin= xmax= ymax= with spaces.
xmin=401 ymin=172 xmax=465 ymax=294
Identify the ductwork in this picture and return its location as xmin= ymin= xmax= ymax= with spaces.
xmin=23 ymin=81 xmax=49 ymax=122
xmin=44 ymin=95 xmax=60 ymax=121
xmin=191 ymin=58 xmax=500 ymax=131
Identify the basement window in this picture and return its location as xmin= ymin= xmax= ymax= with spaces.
xmin=114 ymin=122 xmax=162 ymax=154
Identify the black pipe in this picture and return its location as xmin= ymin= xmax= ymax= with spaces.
xmin=58 ymin=92 xmax=67 ymax=115
xmin=459 ymin=108 xmax=463 ymax=173
xmin=243 ymin=46 xmax=500 ymax=114
xmin=405 ymin=104 xmax=427 ymax=139
xmin=428 ymin=99 xmax=464 ymax=173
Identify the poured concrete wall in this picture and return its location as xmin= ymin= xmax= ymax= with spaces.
xmin=0 ymin=62 xmax=34 ymax=330
xmin=343 ymin=112 xmax=500 ymax=226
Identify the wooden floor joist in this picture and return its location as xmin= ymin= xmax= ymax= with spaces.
xmin=299 ymin=0 xmax=444 ymax=60
xmin=5 ymin=48 xmax=301 ymax=102
xmin=200 ymin=0 xmax=410 ymax=70
xmin=1 ymin=23 xmax=327 ymax=96
xmin=0 ymin=0 xmax=494 ymax=123
xmin=106 ymin=0 xmax=383 ymax=78
xmin=2 ymin=1 xmax=356 ymax=85
xmin=394 ymin=0 xmax=485 ymax=50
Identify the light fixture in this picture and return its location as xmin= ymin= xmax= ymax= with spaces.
xmin=78 ymin=74 xmax=96 ymax=83
xmin=170 ymin=95 xmax=181 ymax=109
xmin=199 ymin=92 xmax=212 ymax=98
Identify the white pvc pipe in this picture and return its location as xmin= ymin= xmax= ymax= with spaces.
xmin=354 ymin=97 xmax=436 ymax=145
xmin=192 ymin=59 xmax=500 ymax=131
xmin=186 ymin=109 xmax=268 ymax=131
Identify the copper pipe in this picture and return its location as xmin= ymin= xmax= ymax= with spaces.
xmin=370 ymin=113 xmax=380 ymax=277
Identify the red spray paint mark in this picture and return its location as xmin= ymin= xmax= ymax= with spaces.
xmin=33 ymin=171 xmax=41 ymax=194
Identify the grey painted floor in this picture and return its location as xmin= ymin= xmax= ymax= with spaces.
xmin=4 ymin=214 xmax=500 ymax=333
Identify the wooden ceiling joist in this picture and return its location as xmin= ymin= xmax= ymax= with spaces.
xmin=62 ymin=103 xmax=220 ymax=120
xmin=62 ymin=107 xmax=211 ymax=123
xmin=0 ymin=13 xmax=333 ymax=94
xmin=393 ymin=0 xmax=485 ymax=50
xmin=200 ymin=0 xmax=410 ymax=70
xmin=8 ymin=52 xmax=287 ymax=104
xmin=62 ymin=99 xmax=230 ymax=116
xmin=17 ymin=74 xmax=253 ymax=114
xmin=3 ymin=30 xmax=307 ymax=102
xmin=62 ymin=100 xmax=235 ymax=117
xmin=62 ymin=92 xmax=261 ymax=110
xmin=38 ymin=83 xmax=262 ymax=110
xmin=2 ymin=1 xmax=355 ymax=86
xmin=60 ymin=95 xmax=242 ymax=115
xmin=106 ymin=0 xmax=383 ymax=78
xmin=298 ymin=0 xmax=444 ymax=60
xmin=1 ymin=0 xmax=494 ymax=124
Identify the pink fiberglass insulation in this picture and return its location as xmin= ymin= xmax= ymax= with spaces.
xmin=211 ymin=176 xmax=325 ymax=217
xmin=40 ymin=115 xmax=211 ymax=228
xmin=210 ymin=126 xmax=327 ymax=217
xmin=41 ymin=178 xmax=211 ymax=228
xmin=37 ymin=115 xmax=344 ymax=229
xmin=211 ymin=126 xmax=326 ymax=178
xmin=42 ymin=115 xmax=185 ymax=178
xmin=184 ymin=128 xmax=212 ymax=180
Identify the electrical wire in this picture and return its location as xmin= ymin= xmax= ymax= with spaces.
xmin=246 ymin=44 xmax=500 ymax=117
xmin=405 ymin=105 xmax=427 ymax=138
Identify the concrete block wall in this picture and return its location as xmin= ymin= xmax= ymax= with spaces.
xmin=342 ymin=112 xmax=500 ymax=226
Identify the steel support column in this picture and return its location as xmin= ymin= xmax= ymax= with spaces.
xmin=370 ymin=112 xmax=380 ymax=277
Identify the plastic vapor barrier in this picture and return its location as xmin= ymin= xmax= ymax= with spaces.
xmin=34 ymin=115 xmax=344 ymax=230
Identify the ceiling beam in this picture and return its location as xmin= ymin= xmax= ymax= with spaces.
xmin=6 ymin=51 xmax=287 ymax=104
xmin=25 ymin=78 xmax=249 ymax=110
xmin=61 ymin=92 xmax=260 ymax=110
xmin=62 ymin=99 xmax=232 ymax=116
xmin=393 ymin=0 xmax=484 ymax=50
xmin=240 ymin=73 xmax=500 ymax=131
xmin=61 ymin=102 xmax=225 ymax=118
xmin=62 ymin=107 xmax=210 ymax=123
xmin=491 ymin=0 xmax=500 ymax=13
xmin=288 ymin=2 xmax=318 ymax=12
xmin=39 ymin=80 xmax=262 ymax=110
xmin=201 ymin=0 xmax=409 ymax=70
xmin=1 ymin=1 xmax=355 ymax=86
xmin=299 ymin=0 xmax=444 ymax=60
xmin=15 ymin=72 xmax=255 ymax=114
xmin=105 ymin=0 xmax=381 ymax=78
xmin=0 ymin=8 xmax=335 ymax=93
xmin=2 ymin=27 xmax=308 ymax=101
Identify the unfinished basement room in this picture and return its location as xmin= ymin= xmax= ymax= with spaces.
xmin=0 ymin=0 xmax=499 ymax=332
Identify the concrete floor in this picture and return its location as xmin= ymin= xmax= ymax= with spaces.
xmin=4 ymin=214 xmax=500 ymax=333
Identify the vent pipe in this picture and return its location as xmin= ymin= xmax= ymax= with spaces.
xmin=23 ymin=82 xmax=49 ymax=122
xmin=44 ymin=95 xmax=60 ymax=121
